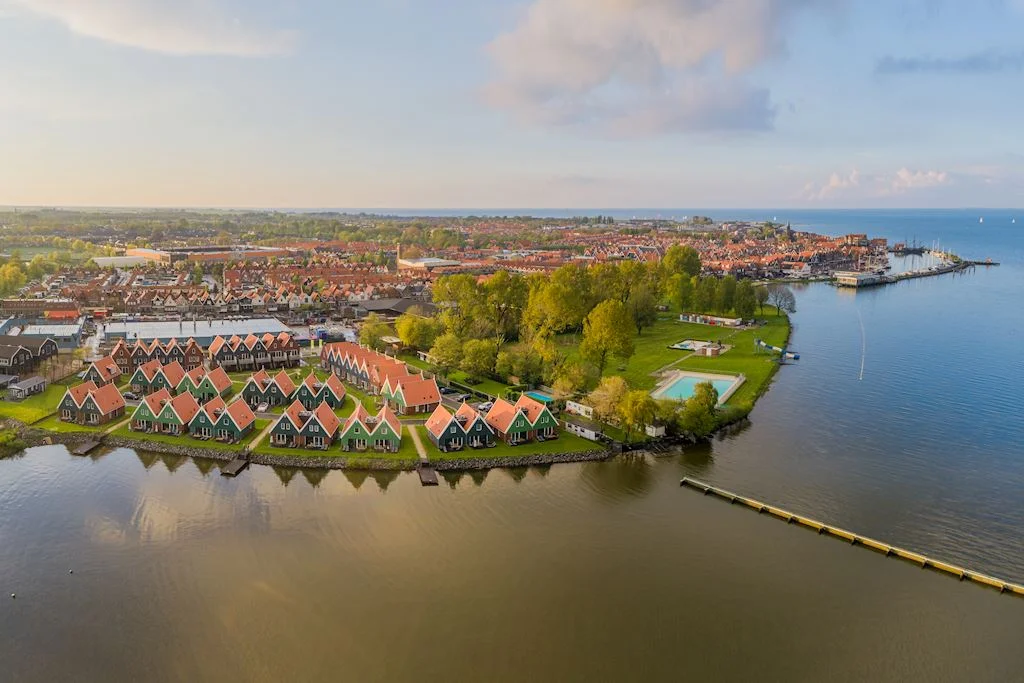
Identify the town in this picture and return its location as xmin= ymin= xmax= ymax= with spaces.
xmin=0 ymin=208 xmax=886 ymax=469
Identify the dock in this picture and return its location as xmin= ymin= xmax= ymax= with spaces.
xmin=71 ymin=440 xmax=101 ymax=456
xmin=680 ymin=477 xmax=1024 ymax=597
xmin=221 ymin=457 xmax=249 ymax=477
xmin=417 ymin=454 xmax=438 ymax=486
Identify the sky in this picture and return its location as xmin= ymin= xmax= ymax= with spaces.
xmin=1 ymin=0 xmax=1023 ymax=209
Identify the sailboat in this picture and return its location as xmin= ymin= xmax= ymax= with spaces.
xmin=979 ymin=216 xmax=984 ymax=224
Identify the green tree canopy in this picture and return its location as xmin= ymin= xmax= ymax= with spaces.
xmin=580 ymin=299 xmax=635 ymax=375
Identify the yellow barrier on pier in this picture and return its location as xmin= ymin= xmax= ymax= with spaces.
xmin=680 ymin=477 xmax=1024 ymax=598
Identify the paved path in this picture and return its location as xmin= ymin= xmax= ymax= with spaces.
xmin=102 ymin=417 xmax=130 ymax=436
xmin=246 ymin=419 xmax=277 ymax=452
xmin=406 ymin=424 xmax=427 ymax=460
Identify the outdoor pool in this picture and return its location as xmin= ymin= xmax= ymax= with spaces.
xmin=650 ymin=372 xmax=743 ymax=405
xmin=525 ymin=391 xmax=554 ymax=404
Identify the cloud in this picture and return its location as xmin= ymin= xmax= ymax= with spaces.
xmin=875 ymin=51 xmax=1024 ymax=75
xmin=802 ymin=167 xmax=949 ymax=200
xmin=8 ymin=0 xmax=296 ymax=56
xmin=484 ymin=0 xmax=828 ymax=135
xmin=890 ymin=168 xmax=949 ymax=193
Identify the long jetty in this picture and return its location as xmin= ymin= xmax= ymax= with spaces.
xmin=680 ymin=477 xmax=1024 ymax=597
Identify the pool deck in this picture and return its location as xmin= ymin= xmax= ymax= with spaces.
xmin=650 ymin=370 xmax=746 ymax=406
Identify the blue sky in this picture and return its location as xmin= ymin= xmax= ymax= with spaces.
xmin=1 ymin=0 xmax=1023 ymax=209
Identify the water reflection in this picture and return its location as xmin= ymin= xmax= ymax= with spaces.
xmin=300 ymin=468 xmax=329 ymax=489
xmin=192 ymin=458 xmax=218 ymax=476
xmin=440 ymin=470 xmax=463 ymax=489
xmin=504 ymin=466 xmax=529 ymax=483
xmin=135 ymin=450 xmax=159 ymax=470
xmin=342 ymin=469 xmax=369 ymax=490
xmin=468 ymin=469 xmax=489 ymax=486
xmin=369 ymin=470 xmax=399 ymax=492
xmin=272 ymin=466 xmax=298 ymax=486
xmin=580 ymin=454 xmax=653 ymax=502
xmin=679 ymin=442 xmax=714 ymax=476
xmin=159 ymin=454 xmax=187 ymax=473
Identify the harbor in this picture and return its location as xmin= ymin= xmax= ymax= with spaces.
xmin=833 ymin=250 xmax=999 ymax=288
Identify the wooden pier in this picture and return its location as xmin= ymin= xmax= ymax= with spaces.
xmin=221 ymin=457 xmax=249 ymax=477
xmin=680 ymin=477 xmax=1024 ymax=597
xmin=417 ymin=454 xmax=438 ymax=486
xmin=71 ymin=440 xmax=101 ymax=456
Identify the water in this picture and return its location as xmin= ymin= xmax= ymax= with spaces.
xmin=2 ymin=209 xmax=1023 ymax=681
xmin=652 ymin=373 xmax=737 ymax=402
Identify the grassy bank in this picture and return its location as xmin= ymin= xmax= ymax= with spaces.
xmin=109 ymin=419 xmax=270 ymax=452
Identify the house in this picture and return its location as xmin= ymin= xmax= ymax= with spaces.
xmin=0 ymin=335 xmax=58 ymax=369
xmin=0 ymin=344 xmax=35 ymax=377
xmin=150 ymin=361 xmax=186 ymax=395
xmin=208 ymin=332 xmax=300 ymax=371
xmin=338 ymin=403 xmax=402 ymax=453
xmin=155 ymin=391 xmax=201 ymax=435
xmin=294 ymin=372 xmax=347 ymax=410
xmin=193 ymin=366 xmax=232 ymax=403
xmin=83 ymin=356 xmax=122 ymax=386
xmin=177 ymin=365 xmax=208 ymax=397
xmin=381 ymin=374 xmax=441 ymax=415
xmin=424 ymin=405 xmax=465 ymax=452
xmin=298 ymin=401 xmax=341 ymax=450
xmin=129 ymin=360 xmax=163 ymax=395
xmin=130 ymin=388 xmax=172 ymax=432
xmin=455 ymin=402 xmax=496 ymax=448
xmin=484 ymin=398 xmax=535 ymax=445
xmin=58 ymin=381 xmax=125 ymax=425
xmin=269 ymin=400 xmax=308 ymax=448
xmin=242 ymin=369 xmax=296 ymax=408
xmin=190 ymin=397 xmax=256 ymax=442
xmin=514 ymin=394 xmax=559 ymax=440
xmin=7 ymin=375 xmax=46 ymax=401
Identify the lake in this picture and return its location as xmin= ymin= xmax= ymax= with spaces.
xmin=2 ymin=209 xmax=1023 ymax=681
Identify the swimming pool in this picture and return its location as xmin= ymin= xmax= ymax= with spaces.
xmin=525 ymin=391 xmax=554 ymax=403
xmin=650 ymin=372 xmax=743 ymax=404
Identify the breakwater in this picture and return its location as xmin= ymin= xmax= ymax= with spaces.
xmin=680 ymin=477 xmax=1024 ymax=597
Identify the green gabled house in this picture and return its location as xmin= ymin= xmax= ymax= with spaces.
xmin=155 ymin=392 xmax=201 ymax=435
xmin=368 ymin=406 xmax=402 ymax=453
xmin=339 ymin=403 xmax=374 ymax=452
xmin=515 ymin=395 xmax=559 ymax=439
xmin=131 ymin=388 xmax=172 ymax=431
xmin=211 ymin=400 xmax=257 ymax=442
xmin=484 ymin=398 xmax=534 ymax=445
xmin=297 ymin=402 xmax=341 ymax=450
xmin=243 ymin=369 xmax=297 ymax=408
xmin=270 ymin=401 xmax=308 ymax=447
xmin=129 ymin=359 xmax=163 ymax=395
xmin=189 ymin=396 xmax=226 ymax=438
xmin=149 ymin=361 xmax=186 ymax=396
xmin=192 ymin=367 xmax=232 ymax=403
xmin=294 ymin=373 xmax=325 ymax=411
xmin=178 ymin=366 xmax=207 ymax=397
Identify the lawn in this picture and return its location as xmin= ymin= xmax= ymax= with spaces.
xmin=400 ymin=354 xmax=512 ymax=399
xmin=0 ymin=384 xmax=66 ymax=424
xmin=421 ymin=430 xmax=601 ymax=460
xmin=554 ymin=310 xmax=791 ymax=409
xmin=110 ymin=418 xmax=270 ymax=452
xmin=32 ymin=415 xmax=107 ymax=433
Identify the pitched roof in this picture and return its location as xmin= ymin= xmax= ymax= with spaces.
xmin=225 ymin=399 xmax=256 ymax=431
xmin=66 ymin=381 xmax=98 ymax=408
xmin=160 ymin=361 xmax=186 ymax=389
xmin=136 ymin=359 xmax=162 ymax=381
xmin=204 ymin=366 xmax=232 ymax=393
xmin=90 ymin=356 xmax=121 ymax=381
xmin=196 ymin=395 xmax=227 ymax=422
xmin=89 ymin=383 xmax=126 ymax=415
xmin=247 ymin=369 xmax=271 ymax=388
xmin=343 ymin=402 xmax=371 ymax=433
xmin=165 ymin=391 xmax=200 ymax=424
xmin=311 ymin=401 xmax=340 ymax=437
xmin=514 ymin=395 xmax=549 ymax=425
xmin=394 ymin=376 xmax=440 ymax=407
xmin=208 ymin=336 xmax=227 ymax=355
xmin=424 ymin=404 xmax=454 ymax=438
xmin=142 ymin=388 xmax=173 ymax=417
xmin=272 ymin=370 xmax=296 ymax=396
xmin=301 ymin=372 xmax=322 ymax=392
xmin=323 ymin=373 xmax=346 ymax=400
xmin=455 ymin=402 xmax=487 ymax=430
xmin=485 ymin=398 xmax=520 ymax=433
xmin=280 ymin=400 xmax=309 ymax=430
xmin=184 ymin=365 xmax=207 ymax=386
xmin=375 ymin=405 xmax=402 ymax=436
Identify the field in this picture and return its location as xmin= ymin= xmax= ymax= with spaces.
xmin=554 ymin=310 xmax=791 ymax=410
xmin=110 ymin=419 xmax=270 ymax=452
xmin=0 ymin=385 xmax=67 ymax=424
xmin=401 ymin=354 xmax=512 ymax=398
xmin=32 ymin=415 xmax=109 ymax=433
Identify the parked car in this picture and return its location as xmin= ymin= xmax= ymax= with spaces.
xmin=476 ymin=401 xmax=493 ymax=412
xmin=257 ymin=402 xmax=270 ymax=413
xmin=451 ymin=393 xmax=470 ymax=402
xmin=439 ymin=386 xmax=456 ymax=395
xmin=123 ymin=391 xmax=139 ymax=401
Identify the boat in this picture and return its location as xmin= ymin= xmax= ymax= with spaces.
xmin=979 ymin=217 xmax=984 ymax=224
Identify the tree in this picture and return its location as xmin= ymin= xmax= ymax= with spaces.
xmin=755 ymin=285 xmax=769 ymax=314
xmin=766 ymin=284 xmax=797 ymax=315
xmin=670 ymin=274 xmax=694 ymax=312
xmin=692 ymin=277 xmax=718 ymax=314
xmin=587 ymin=376 xmax=629 ymax=426
xmin=482 ymin=269 xmax=528 ymax=344
xmin=429 ymin=333 xmax=463 ymax=376
xmin=619 ymin=390 xmax=658 ymax=444
xmin=580 ymin=299 xmax=634 ymax=375
xmin=661 ymin=244 xmax=701 ymax=280
xmin=394 ymin=307 xmax=442 ymax=350
xmin=460 ymin=338 xmax=497 ymax=382
xmin=358 ymin=313 xmax=390 ymax=351
xmin=717 ymin=275 xmax=737 ymax=313
xmin=191 ymin=264 xmax=204 ymax=286
xmin=734 ymin=280 xmax=757 ymax=319
xmin=679 ymin=381 xmax=719 ymax=437
xmin=551 ymin=360 xmax=597 ymax=399
xmin=495 ymin=345 xmax=545 ymax=385
xmin=626 ymin=280 xmax=658 ymax=335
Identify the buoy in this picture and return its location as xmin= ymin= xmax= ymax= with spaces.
xmin=68 ymin=570 xmax=73 ymax=574
xmin=10 ymin=593 xmax=15 ymax=599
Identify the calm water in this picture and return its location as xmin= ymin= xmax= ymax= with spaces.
xmin=2 ymin=210 xmax=1024 ymax=682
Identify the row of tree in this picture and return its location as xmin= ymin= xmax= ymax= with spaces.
xmin=587 ymin=376 xmax=721 ymax=442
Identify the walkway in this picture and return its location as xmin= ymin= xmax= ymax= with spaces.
xmin=406 ymin=424 xmax=427 ymax=460
xmin=246 ymin=419 xmax=277 ymax=452
xmin=103 ymin=417 xmax=130 ymax=436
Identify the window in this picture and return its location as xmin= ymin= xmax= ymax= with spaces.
xmin=61 ymin=409 xmax=73 ymax=419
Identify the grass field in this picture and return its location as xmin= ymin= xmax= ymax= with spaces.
xmin=554 ymin=310 xmax=791 ymax=409
xmin=32 ymin=415 xmax=106 ymax=433
xmin=401 ymin=354 xmax=512 ymax=398
xmin=423 ymin=430 xmax=599 ymax=460
xmin=0 ymin=385 xmax=66 ymax=424
xmin=111 ymin=418 xmax=270 ymax=452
